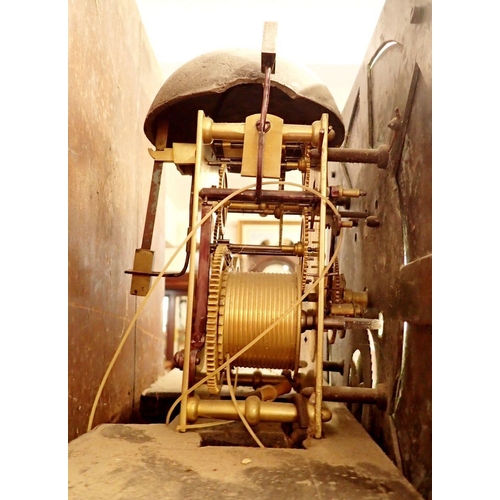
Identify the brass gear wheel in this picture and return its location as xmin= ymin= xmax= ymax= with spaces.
xmin=213 ymin=164 xmax=228 ymax=243
xmin=300 ymin=144 xmax=313 ymax=293
xmin=332 ymin=258 xmax=343 ymax=304
xmin=205 ymin=244 xmax=230 ymax=394
xmin=301 ymin=208 xmax=312 ymax=293
xmin=303 ymin=143 xmax=311 ymax=190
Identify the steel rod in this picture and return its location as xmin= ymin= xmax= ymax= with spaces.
xmin=310 ymin=144 xmax=389 ymax=168
xmin=322 ymin=361 xmax=344 ymax=374
xmin=200 ymin=187 xmax=316 ymax=205
xmin=302 ymin=384 xmax=387 ymax=410
xmin=218 ymin=243 xmax=299 ymax=256
xmin=140 ymin=120 xmax=169 ymax=249
xmin=324 ymin=316 xmax=382 ymax=330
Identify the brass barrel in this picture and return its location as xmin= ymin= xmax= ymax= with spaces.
xmin=222 ymin=272 xmax=301 ymax=370
xmin=186 ymin=394 xmax=332 ymax=425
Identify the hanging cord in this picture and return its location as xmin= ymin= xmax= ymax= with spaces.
xmin=88 ymin=180 xmax=280 ymax=432
xmin=168 ymin=181 xmax=344 ymax=429
xmin=165 ymin=175 xmax=195 ymax=278
xmin=176 ymin=420 xmax=234 ymax=430
xmin=87 ymin=180 xmax=343 ymax=434
xmin=233 ymin=366 xmax=239 ymax=391
xmin=225 ymin=354 xmax=265 ymax=448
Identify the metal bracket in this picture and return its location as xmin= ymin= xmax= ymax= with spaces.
xmin=256 ymin=22 xmax=278 ymax=198
xmin=129 ymin=119 xmax=168 ymax=296
xmin=388 ymin=63 xmax=421 ymax=175
xmin=261 ymin=21 xmax=277 ymax=74
xmin=148 ymin=143 xmax=196 ymax=164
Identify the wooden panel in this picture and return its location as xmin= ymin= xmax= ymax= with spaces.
xmin=68 ymin=412 xmax=424 ymax=500
xmin=328 ymin=1 xmax=432 ymax=498
xmin=68 ymin=0 xmax=165 ymax=441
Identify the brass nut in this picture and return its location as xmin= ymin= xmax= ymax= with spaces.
xmin=202 ymin=116 xmax=214 ymax=144
xmin=245 ymin=395 xmax=262 ymax=425
xmin=311 ymin=121 xmax=321 ymax=147
xmin=378 ymin=144 xmax=389 ymax=169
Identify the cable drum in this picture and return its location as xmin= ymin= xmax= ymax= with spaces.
xmin=220 ymin=271 xmax=301 ymax=370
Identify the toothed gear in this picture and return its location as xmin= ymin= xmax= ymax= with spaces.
xmin=304 ymin=143 xmax=311 ymax=190
xmin=217 ymin=271 xmax=228 ymax=372
xmin=301 ymin=145 xmax=312 ymax=293
xmin=205 ymin=244 xmax=229 ymax=394
xmin=301 ymin=208 xmax=312 ymax=293
xmin=213 ymin=164 xmax=228 ymax=243
xmin=332 ymin=258 xmax=343 ymax=304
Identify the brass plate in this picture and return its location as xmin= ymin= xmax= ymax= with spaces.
xmin=241 ymin=113 xmax=283 ymax=179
